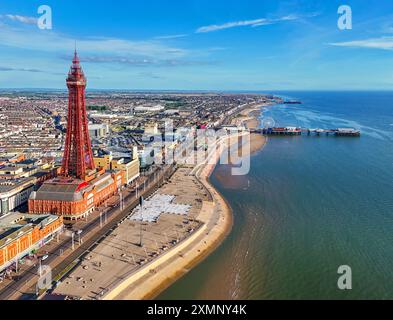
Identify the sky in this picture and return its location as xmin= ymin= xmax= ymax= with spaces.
xmin=0 ymin=0 xmax=393 ymax=90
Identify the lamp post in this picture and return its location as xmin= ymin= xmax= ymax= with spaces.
xmin=119 ymin=187 xmax=123 ymax=211
xmin=77 ymin=229 xmax=83 ymax=245
xmin=38 ymin=258 xmax=42 ymax=277
xmin=139 ymin=196 xmax=144 ymax=247
xmin=71 ymin=232 xmax=75 ymax=251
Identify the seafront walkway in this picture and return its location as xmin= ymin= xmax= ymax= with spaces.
xmin=101 ymin=133 xmax=239 ymax=299
xmin=0 ymin=165 xmax=175 ymax=300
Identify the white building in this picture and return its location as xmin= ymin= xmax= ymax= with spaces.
xmin=144 ymin=123 xmax=159 ymax=135
xmin=0 ymin=178 xmax=36 ymax=216
xmin=89 ymin=124 xmax=110 ymax=138
xmin=134 ymin=105 xmax=164 ymax=113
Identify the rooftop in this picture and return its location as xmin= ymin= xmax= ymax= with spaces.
xmin=30 ymin=172 xmax=115 ymax=203
xmin=30 ymin=178 xmax=87 ymax=202
xmin=0 ymin=213 xmax=60 ymax=248
xmin=0 ymin=177 xmax=35 ymax=194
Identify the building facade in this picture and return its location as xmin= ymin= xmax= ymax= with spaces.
xmin=28 ymin=52 xmax=139 ymax=221
xmin=0 ymin=178 xmax=36 ymax=217
xmin=28 ymin=52 xmax=126 ymax=221
xmin=88 ymin=124 xmax=110 ymax=138
xmin=0 ymin=213 xmax=63 ymax=273
xmin=29 ymin=171 xmax=124 ymax=221
xmin=93 ymin=148 xmax=140 ymax=186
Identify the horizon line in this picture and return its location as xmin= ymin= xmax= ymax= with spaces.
xmin=0 ymin=88 xmax=392 ymax=93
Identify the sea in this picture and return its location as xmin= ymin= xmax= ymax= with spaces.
xmin=158 ymin=91 xmax=393 ymax=300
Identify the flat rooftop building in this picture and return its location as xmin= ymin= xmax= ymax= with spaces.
xmin=0 ymin=177 xmax=36 ymax=217
xmin=88 ymin=124 xmax=109 ymax=138
xmin=29 ymin=171 xmax=124 ymax=221
xmin=0 ymin=213 xmax=63 ymax=273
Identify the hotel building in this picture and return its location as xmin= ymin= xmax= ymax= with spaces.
xmin=0 ymin=213 xmax=63 ymax=273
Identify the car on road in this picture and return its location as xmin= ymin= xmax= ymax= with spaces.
xmin=41 ymin=254 xmax=49 ymax=261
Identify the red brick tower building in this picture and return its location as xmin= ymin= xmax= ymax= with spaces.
xmin=29 ymin=51 xmax=125 ymax=221
xmin=61 ymin=50 xmax=95 ymax=179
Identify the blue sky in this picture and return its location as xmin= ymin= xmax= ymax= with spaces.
xmin=0 ymin=0 xmax=393 ymax=90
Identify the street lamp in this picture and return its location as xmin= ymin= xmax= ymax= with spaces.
xmin=71 ymin=232 xmax=75 ymax=251
xmin=38 ymin=258 xmax=42 ymax=277
xmin=77 ymin=229 xmax=83 ymax=245
xmin=139 ymin=196 xmax=144 ymax=247
xmin=118 ymin=187 xmax=123 ymax=211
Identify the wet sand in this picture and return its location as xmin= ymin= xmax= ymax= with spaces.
xmin=231 ymin=105 xmax=262 ymax=130
xmin=249 ymin=133 xmax=267 ymax=155
xmin=214 ymin=133 xmax=267 ymax=190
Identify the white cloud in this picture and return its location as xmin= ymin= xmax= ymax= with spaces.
xmin=3 ymin=14 xmax=37 ymax=25
xmin=329 ymin=37 xmax=393 ymax=50
xmin=280 ymin=14 xmax=302 ymax=21
xmin=196 ymin=18 xmax=272 ymax=33
xmin=70 ymin=55 xmax=217 ymax=67
xmin=154 ymin=34 xmax=188 ymax=40
xmin=196 ymin=13 xmax=317 ymax=33
xmin=0 ymin=24 xmax=188 ymax=60
xmin=0 ymin=66 xmax=42 ymax=72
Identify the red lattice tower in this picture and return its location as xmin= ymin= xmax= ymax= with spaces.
xmin=61 ymin=50 xmax=95 ymax=179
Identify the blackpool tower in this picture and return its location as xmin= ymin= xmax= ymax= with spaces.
xmin=61 ymin=50 xmax=95 ymax=179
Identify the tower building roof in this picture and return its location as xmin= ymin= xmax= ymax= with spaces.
xmin=67 ymin=50 xmax=85 ymax=82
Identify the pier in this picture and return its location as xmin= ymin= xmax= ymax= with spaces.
xmin=251 ymin=127 xmax=361 ymax=137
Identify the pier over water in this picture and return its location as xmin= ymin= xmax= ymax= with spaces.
xmin=251 ymin=127 xmax=361 ymax=137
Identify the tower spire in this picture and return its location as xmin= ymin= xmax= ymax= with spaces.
xmin=61 ymin=50 xmax=95 ymax=179
xmin=73 ymin=43 xmax=80 ymax=65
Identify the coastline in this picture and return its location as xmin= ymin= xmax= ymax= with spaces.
xmin=103 ymin=106 xmax=266 ymax=300
xmin=104 ymin=134 xmax=237 ymax=300
xmin=144 ymin=148 xmax=235 ymax=300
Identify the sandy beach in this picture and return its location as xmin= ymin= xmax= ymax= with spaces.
xmin=52 ymin=105 xmax=267 ymax=300
xmin=230 ymin=104 xmax=262 ymax=130
xmin=229 ymin=105 xmax=267 ymax=156
xmin=113 ymin=111 xmax=267 ymax=299
xmin=103 ymin=111 xmax=266 ymax=299
xmin=103 ymin=134 xmax=242 ymax=300
xmin=213 ymin=133 xmax=267 ymax=190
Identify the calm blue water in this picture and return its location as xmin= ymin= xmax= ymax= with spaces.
xmin=158 ymin=91 xmax=393 ymax=300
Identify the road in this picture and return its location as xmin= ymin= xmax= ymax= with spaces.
xmin=0 ymin=164 xmax=175 ymax=300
